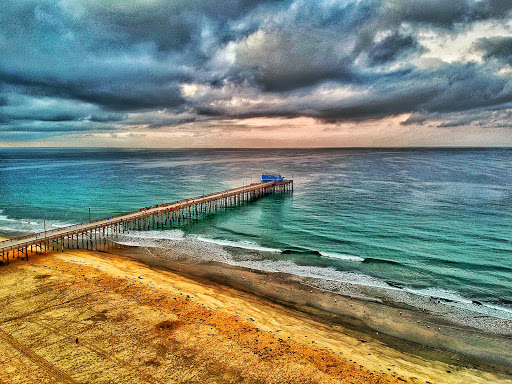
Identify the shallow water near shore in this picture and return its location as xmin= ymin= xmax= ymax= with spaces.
xmin=1 ymin=147 xmax=511 ymax=335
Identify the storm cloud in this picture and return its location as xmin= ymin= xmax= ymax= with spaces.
xmin=476 ymin=36 xmax=512 ymax=65
xmin=0 ymin=0 xmax=511 ymax=140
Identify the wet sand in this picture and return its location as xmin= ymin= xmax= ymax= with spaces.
xmin=0 ymin=243 xmax=510 ymax=383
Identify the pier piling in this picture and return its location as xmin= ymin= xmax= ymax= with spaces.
xmin=0 ymin=180 xmax=293 ymax=260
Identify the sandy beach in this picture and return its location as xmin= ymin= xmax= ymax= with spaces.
xmin=0 ymin=240 xmax=510 ymax=384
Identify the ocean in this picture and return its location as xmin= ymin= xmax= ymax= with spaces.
xmin=1 ymin=147 xmax=511 ymax=325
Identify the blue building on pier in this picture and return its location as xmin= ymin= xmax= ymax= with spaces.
xmin=262 ymin=173 xmax=284 ymax=183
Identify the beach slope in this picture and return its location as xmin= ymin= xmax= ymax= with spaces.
xmin=0 ymin=248 xmax=509 ymax=384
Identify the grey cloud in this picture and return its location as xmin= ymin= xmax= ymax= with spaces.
xmin=0 ymin=0 xmax=511 ymax=141
xmin=231 ymin=28 xmax=355 ymax=92
xmin=0 ymin=122 xmax=112 ymax=133
xmin=0 ymin=92 xmax=127 ymax=132
xmin=381 ymin=0 xmax=477 ymax=27
xmin=475 ymin=36 xmax=512 ymax=65
xmin=79 ymin=0 xmax=281 ymax=52
xmin=88 ymin=114 xmax=125 ymax=123
xmin=422 ymin=64 xmax=512 ymax=113
xmin=351 ymin=0 xmax=511 ymax=62
xmin=401 ymin=112 xmax=430 ymax=126
xmin=0 ymin=70 xmax=187 ymax=111
xmin=380 ymin=0 xmax=512 ymax=27
xmin=402 ymin=107 xmax=512 ymax=128
xmin=480 ymin=0 xmax=512 ymax=17
xmin=367 ymin=32 xmax=421 ymax=65
xmin=318 ymin=82 xmax=440 ymax=122
xmin=323 ymin=63 xmax=512 ymax=121
xmin=193 ymin=62 xmax=512 ymax=123
xmin=0 ymin=131 xmax=57 ymax=141
xmin=437 ymin=117 xmax=480 ymax=127
xmin=146 ymin=116 xmax=198 ymax=128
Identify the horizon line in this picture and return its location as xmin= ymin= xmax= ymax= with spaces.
xmin=0 ymin=146 xmax=511 ymax=150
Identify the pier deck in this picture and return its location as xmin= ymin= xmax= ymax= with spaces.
xmin=1 ymin=180 xmax=292 ymax=261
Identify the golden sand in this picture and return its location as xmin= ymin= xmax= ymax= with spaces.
xmin=0 ymin=247 xmax=510 ymax=384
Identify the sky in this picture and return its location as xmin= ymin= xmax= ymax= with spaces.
xmin=0 ymin=0 xmax=511 ymax=147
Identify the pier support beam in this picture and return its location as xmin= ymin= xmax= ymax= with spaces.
xmin=0 ymin=180 xmax=293 ymax=259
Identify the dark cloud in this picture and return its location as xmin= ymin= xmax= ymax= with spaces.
xmin=437 ymin=117 xmax=480 ymax=127
xmin=88 ymin=113 xmax=125 ymax=123
xmin=380 ymin=0 xmax=512 ymax=27
xmin=367 ymin=32 xmax=421 ymax=65
xmin=319 ymin=87 xmax=438 ymax=122
xmin=421 ymin=64 xmax=512 ymax=113
xmin=481 ymin=0 xmax=512 ymax=16
xmin=402 ymin=106 xmax=512 ymax=128
xmin=230 ymin=28 xmax=355 ymax=92
xmin=0 ymin=131 xmax=57 ymax=141
xmin=146 ymin=117 xmax=198 ymax=128
xmin=0 ymin=0 xmax=511 ymax=139
xmin=191 ymin=61 xmax=512 ymax=124
xmin=30 ymin=114 xmax=78 ymax=122
xmin=0 ymin=70 xmax=187 ymax=111
xmin=475 ymin=36 xmax=512 ymax=65
xmin=82 ymin=0 xmax=282 ymax=52
xmin=401 ymin=113 xmax=430 ymax=126
xmin=381 ymin=0 xmax=477 ymax=27
xmin=329 ymin=62 xmax=512 ymax=121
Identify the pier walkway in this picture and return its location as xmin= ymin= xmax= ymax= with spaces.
xmin=1 ymin=180 xmax=292 ymax=262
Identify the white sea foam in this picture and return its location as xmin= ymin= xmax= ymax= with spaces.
xmin=404 ymin=287 xmax=474 ymax=304
xmin=196 ymin=236 xmax=282 ymax=253
xmin=217 ymin=246 xmax=512 ymax=326
xmin=111 ymin=230 xmax=512 ymax=328
xmin=0 ymin=210 xmax=73 ymax=235
xmin=403 ymin=287 xmax=512 ymax=321
xmin=109 ymin=231 xmax=512 ymax=331
xmin=0 ymin=210 xmax=16 ymax=222
xmin=122 ymin=229 xmax=186 ymax=241
xmin=481 ymin=302 xmax=512 ymax=315
xmin=229 ymin=258 xmax=392 ymax=290
xmin=319 ymin=251 xmax=365 ymax=262
xmin=114 ymin=230 xmax=185 ymax=249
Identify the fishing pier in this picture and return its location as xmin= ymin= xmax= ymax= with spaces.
xmin=0 ymin=179 xmax=293 ymax=262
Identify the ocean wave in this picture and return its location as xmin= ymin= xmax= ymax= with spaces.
xmin=0 ymin=209 xmax=15 ymax=222
xmin=481 ymin=302 xmax=512 ymax=315
xmin=404 ymin=287 xmax=474 ymax=304
xmin=0 ymin=212 xmax=73 ymax=235
xmin=282 ymin=249 xmax=321 ymax=255
xmin=362 ymin=257 xmax=401 ymax=265
xmin=196 ymin=236 xmax=282 ymax=253
xmin=227 ymin=258 xmax=393 ymax=290
xmin=443 ymin=259 xmax=512 ymax=274
xmin=112 ymin=233 xmax=512 ymax=325
xmin=114 ymin=230 xmax=186 ymax=249
xmin=403 ymin=287 xmax=512 ymax=321
xmin=318 ymin=251 xmax=365 ymax=262
xmin=121 ymin=229 xmax=185 ymax=241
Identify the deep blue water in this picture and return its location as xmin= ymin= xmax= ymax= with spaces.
xmin=1 ymin=148 xmax=511 ymax=317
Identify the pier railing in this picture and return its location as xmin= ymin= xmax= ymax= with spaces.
xmin=1 ymin=180 xmax=292 ymax=262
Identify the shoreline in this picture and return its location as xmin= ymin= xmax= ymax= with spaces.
xmin=114 ymin=231 xmax=512 ymax=330
xmin=123 ymin=245 xmax=512 ymax=370
xmin=0 ymin=240 xmax=511 ymax=383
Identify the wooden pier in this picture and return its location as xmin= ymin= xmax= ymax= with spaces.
xmin=0 ymin=180 xmax=293 ymax=262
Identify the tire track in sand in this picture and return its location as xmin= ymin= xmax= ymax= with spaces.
xmin=0 ymin=328 xmax=79 ymax=384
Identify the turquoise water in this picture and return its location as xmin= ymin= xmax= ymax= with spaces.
xmin=1 ymin=148 xmax=511 ymax=320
